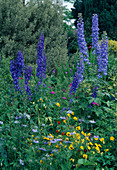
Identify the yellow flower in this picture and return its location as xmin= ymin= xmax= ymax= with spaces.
xmin=56 ymin=144 xmax=60 ymax=148
xmin=87 ymin=133 xmax=91 ymax=136
xmin=81 ymin=131 xmax=86 ymax=136
xmin=110 ymin=136 xmax=115 ymax=141
xmin=37 ymin=100 xmax=39 ymax=102
xmin=39 ymin=109 xmax=41 ymax=111
xmin=72 ymin=112 xmax=74 ymax=115
xmin=83 ymin=154 xmax=88 ymax=159
xmin=29 ymin=143 xmax=32 ymax=146
xmin=94 ymin=138 xmax=98 ymax=140
xmin=32 ymin=135 xmax=34 ymax=138
xmin=40 ymin=160 xmax=43 ymax=163
xmin=89 ymin=142 xmax=93 ymax=146
xmin=87 ymin=146 xmax=91 ymax=150
xmin=45 ymin=106 xmax=47 ymax=109
xmin=85 ymin=137 xmax=90 ymax=141
xmin=33 ymin=102 xmax=35 ymax=104
xmin=65 ymin=138 xmax=69 ymax=141
xmin=67 ymin=113 xmax=71 ymax=117
xmin=56 ymin=103 xmax=60 ymax=107
xmin=105 ymin=149 xmax=109 ymax=152
xmin=76 ymin=126 xmax=81 ymax=130
xmin=64 ymin=145 xmax=67 ymax=148
xmin=49 ymin=142 xmax=51 ymax=146
xmin=66 ymin=132 xmax=71 ymax=137
xmin=70 ymin=158 xmax=75 ymax=162
xmin=50 ymin=154 xmax=53 ymax=157
xmin=69 ymin=144 xmax=74 ymax=150
xmin=63 ymin=120 xmax=66 ymax=123
xmin=81 ymin=139 xmax=85 ymax=143
xmin=27 ymin=138 xmax=29 ymax=140
xmin=80 ymin=146 xmax=84 ymax=150
xmin=101 ymin=152 xmax=103 ymax=156
xmin=102 ymin=169 xmax=104 ymax=170
xmin=40 ymin=98 xmax=42 ymax=101
xmin=73 ymin=117 xmax=77 ymax=121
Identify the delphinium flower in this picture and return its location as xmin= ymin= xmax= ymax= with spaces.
xmin=91 ymin=14 xmax=101 ymax=57
xmin=36 ymin=34 xmax=47 ymax=86
xmin=25 ymin=66 xmax=32 ymax=99
xmin=10 ymin=60 xmax=21 ymax=92
xmin=97 ymin=31 xmax=108 ymax=78
xmin=91 ymin=86 xmax=98 ymax=98
xmin=77 ymin=13 xmax=90 ymax=65
xmin=17 ymin=51 xmax=25 ymax=77
xmin=69 ymin=54 xmax=84 ymax=97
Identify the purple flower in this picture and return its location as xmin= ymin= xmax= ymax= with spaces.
xmin=60 ymin=117 xmax=66 ymax=120
xmin=62 ymin=97 xmax=67 ymax=99
xmin=15 ymin=116 xmax=22 ymax=119
xmin=78 ymin=119 xmax=85 ymax=122
xmin=17 ymin=51 xmax=25 ymax=77
xmin=52 ymin=70 xmax=55 ymax=73
xmin=14 ymin=121 xmax=20 ymax=124
xmin=20 ymin=159 xmax=24 ymax=165
xmin=32 ymin=129 xmax=37 ymax=133
xmin=25 ymin=66 xmax=32 ymax=85
xmin=94 ymin=135 xmax=99 ymax=139
xmin=33 ymin=140 xmax=39 ymax=143
xmin=10 ymin=60 xmax=21 ymax=92
xmin=36 ymin=34 xmax=46 ymax=82
xmin=64 ymin=141 xmax=72 ymax=143
xmin=89 ymin=120 xmax=96 ymax=123
xmin=91 ymin=86 xmax=98 ymax=98
xmin=77 ymin=13 xmax=90 ymax=65
xmin=39 ymin=148 xmax=46 ymax=151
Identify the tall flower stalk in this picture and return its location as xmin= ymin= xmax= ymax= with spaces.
xmin=10 ymin=60 xmax=21 ymax=92
xmin=17 ymin=51 xmax=25 ymax=77
xmin=97 ymin=31 xmax=108 ymax=78
xmin=77 ymin=13 xmax=90 ymax=65
xmin=36 ymin=34 xmax=46 ymax=86
xmin=69 ymin=54 xmax=84 ymax=97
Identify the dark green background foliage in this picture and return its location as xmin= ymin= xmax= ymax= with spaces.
xmin=0 ymin=0 xmax=68 ymax=75
xmin=71 ymin=0 xmax=117 ymax=45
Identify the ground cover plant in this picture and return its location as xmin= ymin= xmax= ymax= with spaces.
xmin=0 ymin=13 xmax=117 ymax=170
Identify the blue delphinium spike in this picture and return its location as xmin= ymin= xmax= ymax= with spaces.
xmin=17 ymin=51 xmax=25 ymax=77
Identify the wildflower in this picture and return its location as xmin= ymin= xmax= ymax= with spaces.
xmin=69 ymin=144 xmax=74 ymax=150
xmin=40 ymin=160 xmax=43 ymax=163
xmin=100 ymin=138 xmax=104 ymax=143
xmin=50 ymin=154 xmax=53 ymax=157
xmin=77 ymin=13 xmax=90 ymax=65
xmin=52 ymin=70 xmax=55 ymax=73
xmin=110 ymin=136 xmax=115 ymax=141
xmin=63 ymin=120 xmax=66 ymax=123
xmin=10 ymin=60 xmax=21 ymax=92
xmin=87 ymin=146 xmax=91 ymax=150
xmin=76 ymin=126 xmax=81 ymax=130
xmin=83 ymin=154 xmax=88 ymax=159
xmin=36 ymin=34 xmax=46 ymax=81
xmin=79 ymin=119 xmax=85 ymax=122
xmin=39 ymin=148 xmax=46 ymax=151
xmin=62 ymin=97 xmax=67 ymax=99
xmin=72 ymin=112 xmax=74 ymax=115
xmin=62 ymin=132 xmax=65 ymax=136
xmin=17 ymin=51 xmax=25 ymax=77
xmin=81 ymin=131 xmax=86 ymax=136
xmin=51 ymin=91 xmax=55 ymax=94
xmin=33 ymin=140 xmax=39 ymax=143
xmin=48 ymin=142 xmax=51 ymax=146
xmin=89 ymin=120 xmax=96 ymax=123
xmin=66 ymin=132 xmax=71 ymax=137
xmin=70 ymin=158 xmax=75 ymax=163
xmin=80 ymin=146 xmax=84 ymax=150
xmin=89 ymin=46 xmax=91 ymax=49
xmin=63 ymin=89 xmax=65 ymax=92
xmin=56 ymin=103 xmax=60 ymax=107
xmin=91 ymin=86 xmax=98 ymax=99
xmin=32 ymin=129 xmax=37 ymax=133
xmin=56 ymin=130 xmax=59 ymax=133
xmin=67 ymin=113 xmax=71 ymax=117
xmin=20 ymin=159 xmax=24 ymax=165
xmin=48 ymin=86 xmax=52 ymax=89
xmin=101 ymin=152 xmax=103 ymax=156
xmin=58 ymin=121 xmax=61 ymax=125
xmin=60 ymin=117 xmax=66 ymax=120
xmin=14 ymin=121 xmax=20 ymax=124
xmin=92 ymin=102 xmax=99 ymax=106
xmin=105 ymin=149 xmax=109 ymax=152
xmin=73 ymin=117 xmax=77 ymax=121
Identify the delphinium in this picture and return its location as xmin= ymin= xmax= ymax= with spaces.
xmin=10 ymin=60 xmax=21 ymax=92
xmin=36 ymin=34 xmax=47 ymax=86
xmin=91 ymin=14 xmax=101 ymax=60
xmin=25 ymin=66 xmax=32 ymax=100
xmin=97 ymin=31 xmax=108 ymax=78
xmin=69 ymin=54 xmax=84 ymax=97
xmin=77 ymin=13 xmax=90 ymax=65
xmin=17 ymin=51 xmax=25 ymax=77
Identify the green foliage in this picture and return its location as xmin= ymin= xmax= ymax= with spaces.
xmin=72 ymin=0 xmax=117 ymax=45
xmin=0 ymin=0 xmax=68 ymax=75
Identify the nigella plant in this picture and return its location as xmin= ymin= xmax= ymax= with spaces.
xmin=10 ymin=60 xmax=21 ymax=92
xmin=25 ymin=66 xmax=32 ymax=99
xmin=77 ymin=13 xmax=90 ymax=65
xmin=97 ymin=31 xmax=108 ymax=78
xmin=36 ymin=34 xmax=46 ymax=86
xmin=17 ymin=51 xmax=25 ymax=77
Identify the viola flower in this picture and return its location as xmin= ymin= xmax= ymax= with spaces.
xmin=76 ymin=126 xmax=81 ymax=130
xmin=69 ymin=144 xmax=74 ymax=150
xmin=110 ymin=136 xmax=115 ymax=141
xmin=83 ymin=154 xmax=88 ymax=159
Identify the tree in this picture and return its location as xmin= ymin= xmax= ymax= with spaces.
xmin=0 ymin=0 xmax=68 ymax=75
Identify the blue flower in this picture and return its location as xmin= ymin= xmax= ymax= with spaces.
xmin=17 ymin=51 xmax=25 ymax=77
xmin=10 ymin=60 xmax=21 ymax=92
xmin=77 ymin=13 xmax=90 ymax=65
